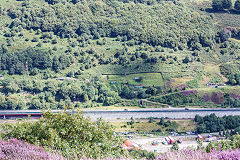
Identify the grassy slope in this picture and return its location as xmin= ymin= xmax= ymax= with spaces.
xmin=110 ymin=119 xmax=195 ymax=132
xmin=106 ymin=73 xmax=164 ymax=87
xmin=0 ymin=0 xmax=239 ymax=109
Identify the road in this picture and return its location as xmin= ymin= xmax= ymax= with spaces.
xmin=1 ymin=108 xmax=240 ymax=120
xmin=83 ymin=108 xmax=240 ymax=120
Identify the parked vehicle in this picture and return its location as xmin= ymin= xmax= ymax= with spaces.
xmin=206 ymin=136 xmax=217 ymax=142
xmin=162 ymin=141 xmax=167 ymax=145
xmin=177 ymin=139 xmax=182 ymax=144
xmin=197 ymin=134 xmax=203 ymax=141
xmin=208 ymin=134 xmax=213 ymax=138
xmin=152 ymin=140 xmax=159 ymax=146
xmin=165 ymin=136 xmax=175 ymax=144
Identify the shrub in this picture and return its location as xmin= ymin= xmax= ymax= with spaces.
xmin=223 ymin=0 xmax=232 ymax=9
xmin=129 ymin=150 xmax=157 ymax=160
xmin=182 ymin=56 xmax=190 ymax=63
xmin=194 ymin=114 xmax=240 ymax=133
xmin=235 ymin=0 xmax=240 ymax=11
xmin=32 ymin=37 xmax=39 ymax=42
xmin=212 ymin=0 xmax=232 ymax=11
xmin=171 ymin=142 xmax=179 ymax=151
xmin=0 ymin=110 xmax=125 ymax=159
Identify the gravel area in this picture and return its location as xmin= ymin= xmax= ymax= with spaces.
xmin=130 ymin=137 xmax=209 ymax=153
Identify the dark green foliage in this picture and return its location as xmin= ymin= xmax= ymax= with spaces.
xmin=223 ymin=0 xmax=232 ymax=9
xmin=146 ymin=57 xmax=158 ymax=65
xmin=150 ymin=92 xmax=199 ymax=107
xmin=194 ymin=114 xmax=203 ymax=123
xmin=0 ymin=47 xmax=74 ymax=74
xmin=212 ymin=0 xmax=232 ymax=11
xmin=182 ymin=56 xmax=190 ymax=63
xmin=52 ymin=39 xmax=57 ymax=44
xmin=127 ymin=117 xmax=135 ymax=125
xmin=7 ymin=0 xmax=215 ymax=49
xmin=227 ymin=73 xmax=240 ymax=85
xmin=119 ymin=86 xmax=135 ymax=99
xmin=145 ymin=87 xmax=157 ymax=96
xmin=195 ymin=114 xmax=240 ymax=133
xmin=140 ymin=53 xmax=148 ymax=59
xmin=30 ymin=68 xmax=39 ymax=76
xmin=212 ymin=0 xmax=222 ymax=11
xmin=156 ymin=118 xmax=178 ymax=132
xmin=221 ymin=93 xmax=240 ymax=107
xmin=171 ymin=142 xmax=179 ymax=151
xmin=163 ymin=120 xmax=179 ymax=132
xmin=216 ymin=29 xmax=231 ymax=43
xmin=148 ymin=117 xmax=155 ymax=123
xmin=0 ymin=94 xmax=25 ymax=110
xmin=235 ymin=0 xmax=240 ymax=11
xmin=0 ymin=77 xmax=122 ymax=109
xmin=45 ymin=0 xmax=62 ymax=5
xmin=128 ymin=150 xmax=157 ymax=160
xmin=120 ymin=86 xmax=131 ymax=99
xmin=0 ymin=48 xmax=51 ymax=74
xmin=158 ymin=117 xmax=165 ymax=126
xmin=31 ymin=37 xmax=39 ymax=42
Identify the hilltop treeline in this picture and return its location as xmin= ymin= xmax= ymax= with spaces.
xmin=6 ymin=0 xmax=216 ymax=49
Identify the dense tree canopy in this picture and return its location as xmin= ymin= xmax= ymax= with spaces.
xmin=0 ymin=47 xmax=74 ymax=75
xmin=212 ymin=0 xmax=232 ymax=11
xmin=195 ymin=114 xmax=240 ymax=133
xmin=7 ymin=0 xmax=216 ymax=49
xmin=235 ymin=0 xmax=240 ymax=11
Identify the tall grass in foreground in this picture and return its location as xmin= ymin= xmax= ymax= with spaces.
xmin=157 ymin=149 xmax=240 ymax=160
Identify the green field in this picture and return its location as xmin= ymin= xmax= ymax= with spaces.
xmin=109 ymin=119 xmax=195 ymax=133
xmin=106 ymin=73 xmax=164 ymax=87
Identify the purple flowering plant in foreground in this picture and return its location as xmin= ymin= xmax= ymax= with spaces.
xmin=2 ymin=138 xmax=240 ymax=160
xmin=230 ymin=93 xmax=240 ymax=100
xmin=180 ymin=90 xmax=197 ymax=96
xmin=0 ymin=138 xmax=64 ymax=160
